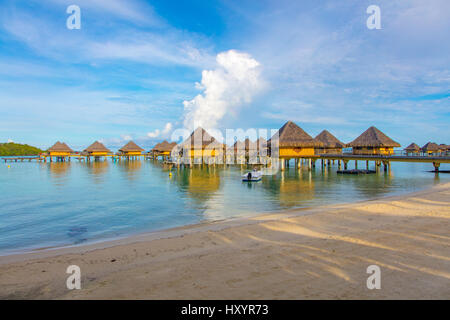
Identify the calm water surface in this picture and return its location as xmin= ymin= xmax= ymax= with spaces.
xmin=0 ymin=159 xmax=448 ymax=255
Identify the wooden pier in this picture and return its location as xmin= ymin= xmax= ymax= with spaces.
xmin=315 ymin=154 xmax=450 ymax=172
xmin=3 ymin=157 xmax=43 ymax=163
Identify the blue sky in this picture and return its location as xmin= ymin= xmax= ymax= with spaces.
xmin=0 ymin=0 xmax=449 ymax=150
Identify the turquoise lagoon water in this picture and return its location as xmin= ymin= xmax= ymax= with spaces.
xmin=0 ymin=158 xmax=448 ymax=255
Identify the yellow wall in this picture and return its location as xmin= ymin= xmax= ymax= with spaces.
xmin=314 ymin=148 xmax=343 ymax=154
xmin=352 ymin=147 xmax=394 ymax=155
xmin=279 ymin=147 xmax=315 ymax=158
xmin=89 ymin=152 xmax=109 ymax=156
xmin=122 ymin=151 xmax=142 ymax=156
xmin=188 ymin=148 xmax=219 ymax=158
xmin=49 ymin=152 xmax=71 ymax=156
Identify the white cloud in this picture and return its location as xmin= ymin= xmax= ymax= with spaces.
xmin=147 ymin=129 xmax=160 ymax=138
xmin=146 ymin=122 xmax=173 ymax=139
xmin=7 ymin=139 xmax=14 ymax=143
xmin=122 ymin=135 xmax=132 ymax=141
xmin=182 ymin=50 xmax=265 ymax=130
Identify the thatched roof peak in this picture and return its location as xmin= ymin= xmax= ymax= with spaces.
xmin=404 ymin=143 xmax=420 ymax=151
xmin=48 ymin=141 xmax=74 ymax=152
xmin=421 ymin=142 xmax=439 ymax=152
xmin=314 ymin=130 xmax=344 ymax=148
xmin=233 ymin=137 xmax=267 ymax=151
xmin=84 ymin=141 xmax=111 ymax=153
xmin=181 ymin=127 xmax=224 ymax=149
xmin=269 ymin=121 xmax=322 ymax=147
xmin=153 ymin=140 xmax=177 ymax=152
xmin=119 ymin=141 xmax=144 ymax=152
xmin=347 ymin=126 xmax=400 ymax=148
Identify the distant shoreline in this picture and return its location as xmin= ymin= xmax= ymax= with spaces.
xmin=0 ymin=142 xmax=43 ymax=157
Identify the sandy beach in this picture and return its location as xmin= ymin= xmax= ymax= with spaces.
xmin=0 ymin=183 xmax=449 ymax=299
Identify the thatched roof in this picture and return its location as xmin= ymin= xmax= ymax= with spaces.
xmin=439 ymin=144 xmax=449 ymax=150
xmin=119 ymin=141 xmax=144 ymax=152
xmin=153 ymin=140 xmax=177 ymax=152
xmin=314 ymin=130 xmax=344 ymax=148
xmin=48 ymin=141 xmax=73 ymax=152
xmin=233 ymin=137 xmax=267 ymax=152
xmin=84 ymin=141 xmax=111 ymax=153
xmin=421 ymin=142 xmax=439 ymax=152
xmin=346 ymin=126 xmax=400 ymax=148
xmin=180 ymin=127 xmax=224 ymax=150
xmin=268 ymin=121 xmax=322 ymax=147
xmin=404 ymin=143 xmax=420 ymax=151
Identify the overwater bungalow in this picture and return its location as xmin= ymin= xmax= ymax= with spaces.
xmin=269 ymin=121 xmax=321 ymax=157
xmin=83 ymin=141 xmax=112 ymax=160
xmin=314 ymin=130 xmax=345 ymax=154
xmin=178 ymin=127 xmax=225 ymax=165
xmin=46 ymin=141 xmax=74 ymax=162
xmin=152 ymin=140 xmax=177 ymax=158
xmin=404 ymin=143 xmax=420 ymax=155
xmin=438 ymin=144 xmax=449 ymax=155
xmin=118 ymin=141 xmax=144 ymax=158
xmin=268 ymin=121 xmax=322 ymax=170
xmin=346 ymin=126 xmax=400 ymax=155
xmin=231 ymin=139 xmax=256 ymax=164
xmin=421 ymin=142 xmax=440 ymax=155
xmin=232 ymin=137 xmax=269 ymax=165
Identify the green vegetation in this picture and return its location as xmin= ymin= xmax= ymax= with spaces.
xmin=0 ymin=142 xmax=43 ymax=156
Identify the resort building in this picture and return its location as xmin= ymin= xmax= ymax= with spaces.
xmin=314 ymin=130 xmax=345 ymax=154
xmin=151 ymin=140 xmax=177 ymax=160
xmin=118 ymin=141 xmax=144 ymax=158
xmin=438 ymin=144 xmax=449 ymax=155
xmin=404 ymin=143 xmax=420 ymax=155
xmin=229 ymin=137 xmax=267 ymax=164
xmin=346 ymin=126 xmax=400 ymax=155
xmin=421 ymin=142 xmax=440 ymax=155
xmin=268 ymin=121 xmax=322 ymax=170
xmin=83 ymin=141 xmax=112 ymax=160
xmin=269 ymin=121 xmax=321 ymax=158
xmin=178 ymin=127 xmax=225 ymax=164
xmin=46 ymin=141 xmax=74 ymax=162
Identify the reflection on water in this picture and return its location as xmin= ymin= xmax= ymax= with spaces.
xmin=116 ymin=159 xmax=142 ymax=181
xmin=262 ymin=171 xmax=315 ymax=208
xmin=85 ymin=160 xmax=109 ymax=184
xmin=0 ymin=160 xmax=449 ymax=254
xmin=172 ymin=167 xmax=221 ymax=203
xmin=47 ymin=162 xmax=72 ymax=187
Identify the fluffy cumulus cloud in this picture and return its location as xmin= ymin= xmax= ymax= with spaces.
xmin=182 ymin=50 xmax=265 ymax=130
xmin=147 ymin=122 xmax=173 ymax=138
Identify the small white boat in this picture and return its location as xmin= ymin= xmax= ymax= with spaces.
xmin=242 ymin=169 xmax=262 ymax=182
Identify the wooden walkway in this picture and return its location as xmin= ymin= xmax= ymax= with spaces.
xmin=3 ymin=157 xmax=43 ymax=163
xmin=316 ymin=153 xmax=450 ymax=163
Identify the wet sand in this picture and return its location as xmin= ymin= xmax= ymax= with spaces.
xmin=0 ymin=183 xmax=449 ymax=299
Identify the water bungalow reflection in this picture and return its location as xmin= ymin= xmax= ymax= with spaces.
xmin=171 ymin=167 xmax=221 ymax=202
xmin=116 ymin=159 xmax=142 ymax=181
xmin=85 ymin=160 xmax=110 ymax=183
xmin=261 ymin=171 xmax=315 ymax=208
xmin=47 ymin=162 xmax=72 ymax=186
